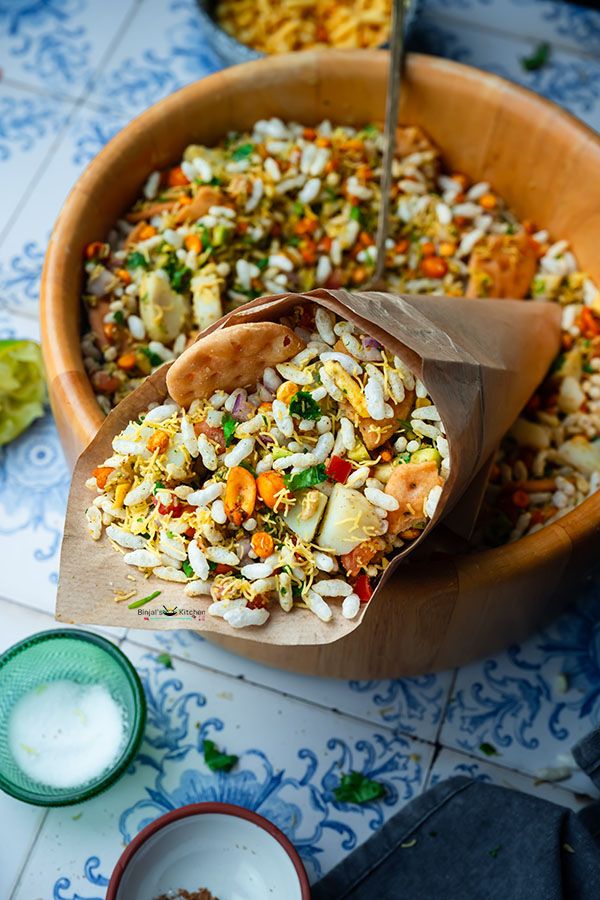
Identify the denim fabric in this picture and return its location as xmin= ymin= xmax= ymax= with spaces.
xmin=313 ymin=728 xmax=600 ymax=900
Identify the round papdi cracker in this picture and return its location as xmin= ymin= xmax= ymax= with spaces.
xmin=167 ymin=322 xmax=305 ymax=407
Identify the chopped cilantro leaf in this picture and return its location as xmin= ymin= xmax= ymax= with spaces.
xmin=156 ymin=652 xmax=173 ymax=669
xmin=293 ymin=200 xmax=304 ymax=216
xmin=203 ymin=739 xmax=238 ymax=772
xmin=284 ymin=463 xmax=327 ymax=492
xmin=239 ymin=460 xmax=256 ymax=475
xmin=207 ymin=560 xmax=218 ymax=572
xmin=113 ymin=310 xmax=125 ymax=325
xmin=222 ymin=412 xmax=237 ymax=446
xmin=479 ymin=742 xmax=499 ymax=757
xmin=350 ymin=205 xmax=363 ymax=223
xmin=163 ymin=253 xmax=192 ymax=293
xmin=126 ymin=251 xmax=149 ymax=269
xmin=231 ymin=142 xmax=254 ymax=161
xmin=256 ymin=257 xmax=269 ymax=270
xmin=289 ymin=390 xmax=322 ymax=420
xmin=182 ymin=559 xmax=194 ymax=578
xmin=583 ymin=362 xmax=594 ymax=374
xmin=141 ymin=346 xmax=163 ymax=367
xmin=287 ymin=236 xmax=301 ymax=247
xmin=334 ymin=771 xmax=386 ymax=804
xmin=521 ymin=42 xmax=550 ymax=72
xmin=489 ymin=845 xmax=502 ymax=859
xmin=153 ymin=481 xmax=165 ymax=493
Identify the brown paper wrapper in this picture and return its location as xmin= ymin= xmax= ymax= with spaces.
xmin=57 ymin=290 xmax=561 ymax=645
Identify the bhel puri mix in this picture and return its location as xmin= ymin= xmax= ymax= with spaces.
xmin=85 ymin=305 xmax=448 ymax=629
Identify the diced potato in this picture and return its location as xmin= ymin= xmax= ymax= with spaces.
xmin=284 ymin=489 xmax=328 ymax=542
xmin=347 ymin=437 xmax=371 ymax=463
xmin=557 ymin=436 xmax=600 ymax=476
xmin=557 ymin=346 xmax=582 ymax=380
xmin=557 ymin=376 xmax=585 ymax=414
xmin=317 ymin=484 xmax=382 ymax=555
xmin=411 ymin=447 xmax=441 ymax=465
xmin=139 ymin=271 xmax=190 ymax=343
xmin=509 ymin=417 xmax=551 ymax=450
xmin=191 ymin=266 xmax=223 ymax=332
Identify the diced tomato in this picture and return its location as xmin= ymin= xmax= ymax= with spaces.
xmin=91 ymin=371 xmax=120 ymax=394
xmin=354 ymin=573 xmax=373 ymax=603
xmin=326 ymin=455 xmax=353 ymax=484
xmin=246 ymin=594 xmax=269 ymax=610
xmin=154 ymin=496 xmax=189 ymax=518
xmin=214 ymin=563 xmax=234 ymax=575
xmin=194 ymin=419 xmax=226 ymax=452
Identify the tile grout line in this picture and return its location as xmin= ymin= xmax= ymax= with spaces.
xmin=433 ymin=667 xmax=458 ymax=745
xmin=9 ymin=810 xmax=49 ymax=900
xmin=417 ymin=8 xmax=600 ymax=65
xmin=0 ymin=0 xmax=143 ymax=254
xmin=124 ymin=633 xmax=437 ymax=745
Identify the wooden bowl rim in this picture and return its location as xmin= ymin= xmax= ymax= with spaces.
xmin=41 ymin=49 xmax=600 ymax=579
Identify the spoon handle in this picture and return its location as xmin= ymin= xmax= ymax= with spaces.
xmin=369 ymin=0 xmax=407 ymax=289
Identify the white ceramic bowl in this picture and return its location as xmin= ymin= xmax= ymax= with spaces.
xmin=107 ymin=802 xmax=310 ymax=900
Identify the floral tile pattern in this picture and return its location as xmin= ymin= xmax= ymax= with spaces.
xmin=12 ymin=644 xmax=433 ymax=897
xmin=127 ymin=628 xmax=453 ymax=741
xmin=440 ymin=573 xmax=600 ymax=794
xmin=0 ymin=0 xmax=139 ymax=98
xmin=1 ymin=0 xmax=599 ymax=897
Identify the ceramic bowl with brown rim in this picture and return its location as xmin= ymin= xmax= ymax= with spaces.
xmin=106 ymin=802 xmax=310 ymax=900
xmin=41 ymin=51 xmax=600 ymax=678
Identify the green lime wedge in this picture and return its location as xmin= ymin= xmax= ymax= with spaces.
xmin=0 ymin=339 xmax=46 ymax=446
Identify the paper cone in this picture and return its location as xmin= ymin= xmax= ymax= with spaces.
xmin=57 ymin=290 xmax=561 ymax=645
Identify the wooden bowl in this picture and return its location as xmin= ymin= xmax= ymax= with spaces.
xmin=41 ymin=51 xmax=600 ymax=677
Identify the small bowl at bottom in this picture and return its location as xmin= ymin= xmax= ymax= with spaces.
xmin=0 ymin=629 xmax=146 ymax=806
xmin=107 ymin=802 xmax=311 ymax=900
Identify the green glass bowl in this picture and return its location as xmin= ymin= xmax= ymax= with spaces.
xmin=0 ymin=629 xmax=146 ymax=806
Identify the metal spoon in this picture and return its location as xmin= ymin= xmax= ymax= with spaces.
xmin=367 ymin=0 xmax=408 ymax=291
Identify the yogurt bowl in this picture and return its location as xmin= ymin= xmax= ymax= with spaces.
xmin=0 ymin=629 xmax=145 ymax=806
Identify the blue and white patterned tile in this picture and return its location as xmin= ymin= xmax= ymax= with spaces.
xmin=87 ymin=0 xmax=223 ymax=121
xmin=13 ymin=643 xmax=434 ymax=897
xmin=428 ymin=747 xmax=597 ymax=813
xmin=410 ymin=14 xmax=600 ymax=133
xmin=420 ymin=0 xmax=600 ymax=57
xmin=0 ymin=392 xmax=70 ymax=612
xmin=0 ymin=0 xmax=140 ymax=99
xmin=440 ymin=573 xmax=600 ymax=794
xmin=0 ymin=84 xmax=73 ymax=240
xmin=0 ymin=103 xmax=129 ymax=317
xmin=126 ymin=628 xmax=453 ymax=741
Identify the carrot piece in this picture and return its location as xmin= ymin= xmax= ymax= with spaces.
xmin=224 ymin=466 xmax=257 ymax=526
xmin=380 ymin=450 xmax=392 ymax=462
xmin=138 ymin=224 xmax=157 ymax=240
xmin=147 ymin=430 xmax=170 ymax=453
xmin=420 ymin=256 xmax=448 ymax=279
xmin=257 ymin=402 xmax=272 ymax=414
xmin=303 ymin=127 xmax=317 ymax=140
xmin=85 ymin=241 xmax=108 ymax=260
xmin=451 ymin=173 xmax=469 ymax=190
xmin=421 ymin=241 xmax=436 ymax=257
xmin=184 ymin=233 xmax=202 ymax=253
xmin=117 ymin=352 xmax=137 ymax=371
xmin=479 ymin=193 xmax=497 ymax=210
xmin=92 ymin=466 xmax=114 ymax=489
xmin=166 ymin=165 xmax=189 ymax=187
xmin=115 ymin=267 xmax=132 ymax=284
xmin=256 ymin=471 xmax=288 ymax=509
xmin=394 ymin=238 xmax=409 ymax=254
xmin=352 ymin=266 xmax=367 ymax=284
xmin=251 ymin=531 xmax=275 ymax=558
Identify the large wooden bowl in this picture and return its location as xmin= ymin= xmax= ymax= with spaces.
xmin=41 ymin=51 xmax=600 ymax=677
